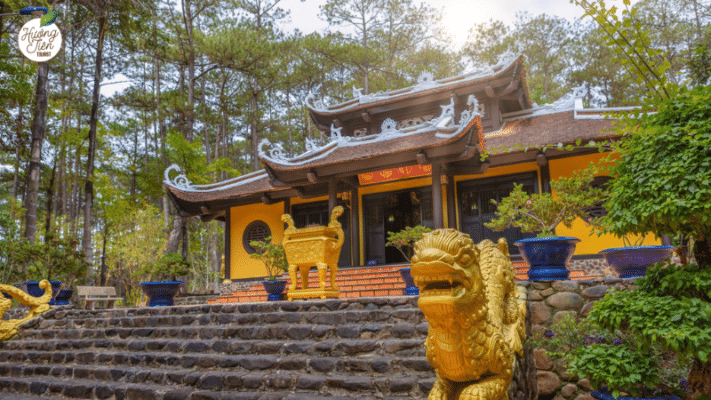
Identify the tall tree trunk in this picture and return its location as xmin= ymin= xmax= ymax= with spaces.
xmin=12 ymin=103 xmax=23 ymax=199
xmin=23 ymin=61 xmax=50 ymax=243
xmin=82 ymin=16 xmax=108 ymax=263
xmin=44 ymin=162 xmax=57 ymax=242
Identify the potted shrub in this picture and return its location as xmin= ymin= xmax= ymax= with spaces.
xmin=386 ymin=225 xmax=432 ymax=295
xmin=485 ymin=163 xmax=606 ymax=280
xmin=138 ymin=252 xmax=190 ymax=307
xmin=249 ymin=236 xmax=288 ymax=301
xmin=24 ymin=235 xmax=90 ymax=305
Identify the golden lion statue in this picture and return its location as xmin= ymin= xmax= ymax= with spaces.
xmin=411 ymin=229 xmax=526 ymax=400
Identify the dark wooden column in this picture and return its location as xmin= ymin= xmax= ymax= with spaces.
xmin=328 ymin=179 xmax=337 ymax=213
xmin=432 ymin=163 xmax=443 ymax=229
xmin=445 ymin=174 xmax=456 ymax=229
xmin=283 ymin=198 xmax=290 ymax=228
xmin=350 ymin=187 xmax=360 ymax=267
xmin=224 ymin=208 xmax=231 ymax=280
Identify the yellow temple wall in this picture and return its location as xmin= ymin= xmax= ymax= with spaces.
xmin=549 ymin=152 xmax=660 ymax=254
xmin=228 ymin=202 xmax=285 ymax=280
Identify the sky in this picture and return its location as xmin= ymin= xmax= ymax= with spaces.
xmin=101 ymin=0 xmax=591 ymax=97
xmin=278 ymin=0 xmax=589 ymax=50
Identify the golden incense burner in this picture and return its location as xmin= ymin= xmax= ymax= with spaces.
xmin=281 ymin=206 xmax=344 ymax=300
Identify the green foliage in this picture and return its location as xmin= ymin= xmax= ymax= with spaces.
xmin=0 ymin=200 xmax=32 ymax=284
xmin=138 ymin=252 xmax=190 ymax=282
xmin=249 ymin=236 xmax=288 ymax=281
xmin=24 ymin=234 xmax=90 ymax=287
xmin=568 ymin=262 xmax=711 ymax=395
xmin=485 ymin=163 xmax=607 ymax=236
xmin=600 ymin=84 xmax=711 ymax=242
xmin=534 ymin=313 xmax=688 ymax=398
xmin=386 ymin=225 xmax=432 ymax=261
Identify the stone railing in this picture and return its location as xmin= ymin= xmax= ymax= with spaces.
xmin=517 ymin=278 xmax=637 ymax=400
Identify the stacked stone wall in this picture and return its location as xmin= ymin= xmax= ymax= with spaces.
xmin=517 ymin=278 xmax=637 ymax=400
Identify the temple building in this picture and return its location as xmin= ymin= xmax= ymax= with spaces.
xmin=164 ymin=54 xmax=660 ymax=284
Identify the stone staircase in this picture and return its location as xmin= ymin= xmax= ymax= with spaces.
xmin=0 ymin=297 xmax=437 ymax=400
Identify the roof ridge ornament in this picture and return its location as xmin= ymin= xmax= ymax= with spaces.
xmin=381 ymin=118 xmax=398 ymax=133
xmin=329 ymin=124 xmax=343 ymax=142
xmin=305 ymin=85 xmax=329 ymax=110
xmin=417 ymin=71 xmax=436 ymax=86
xmin=258 ymin=138 xmax=288 ymax=161
xmin=164 ymin=164 xmax=195 ymax=191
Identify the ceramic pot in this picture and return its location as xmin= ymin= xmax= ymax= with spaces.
xmin=599 ymin=245 xmax=675 ymax=278
xmin=399 ymin=267 xmax=419 ymax=295
xmin=514 ymin=237 xmax=580 ymax=281
xmin=140 ymin=281 xmax=182 ymax=307
xmin=54 ymin=289 xmax=74 ymax=305
xmin=25 ymin=281 xmax=63 ymax=304
xmin=263 ymin=280 xmax=287 ymax=301
xmin=591 ymin=389 xmax=680 ymax=400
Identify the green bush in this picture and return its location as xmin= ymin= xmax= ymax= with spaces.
xmin=386 ymin=225 xmax=432 ymax=261
xmin=137 ymin=252 xmax=191 ymax=282
xmin=249 ymin=236 xmax=288 ymax=281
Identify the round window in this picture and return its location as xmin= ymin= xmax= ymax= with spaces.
xmin=243 ymin=220 xmax=271 ymax=254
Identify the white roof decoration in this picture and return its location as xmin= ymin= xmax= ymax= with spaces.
xmin=164 ymin=164 xmax=269 ymax=192
xmin=260 ymin=96 xmax=481 ymax=167
xmin=305 ymin=52 xmax=521 ymax=112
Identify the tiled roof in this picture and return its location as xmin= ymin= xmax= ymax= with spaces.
xmin=307 ymin=54 xmax=530 ymax=117
xmin=486 ymin=110 xmax=617 ymax=154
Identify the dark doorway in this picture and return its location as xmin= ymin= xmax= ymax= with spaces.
xmin=457 ymin=173 xmax=538 ymax=256
xmin=363 ymin=187 xmax=432 ymax=265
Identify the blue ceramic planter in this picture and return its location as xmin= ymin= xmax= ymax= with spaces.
xmin=140 ymin=281 xmax=182 ymax=307
xmin=591 ymin=389 xmax=680 ymax=400
xmin=600 ymin=245 xmax=676 ymax=278
xmin=399 ymin=267 xmax=419 ymax=295
xmin=54 ymin=289 xmax=73 ymax=305
xmin=514 ymin=237 xmax=580 ymax=281
xmin=25 ymin=281 xmax=62 ymax=305
xmin=263 ymin=280 xmax=287 ymax=301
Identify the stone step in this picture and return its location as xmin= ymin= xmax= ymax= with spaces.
xmin=31 ymin=297 xmax=420 ymax=322
xmin=0 ymin=336 xmax=429 ymax=364
xmin=19 ymin=319 xmax=427 ymax=343
xmin=0 ymin=362 xmax=434 ymax=397
xmin=26 ymin=306 xmax=424 ymax=332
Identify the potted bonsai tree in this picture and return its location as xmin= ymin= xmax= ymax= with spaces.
xmin=485 ymin=163 xmax=606 ymax=280
xmin=138 ymin=252 xmax=190 ymax=307
xmin=386 ymin=225 xmax=432 ymax=295
xmin=249 ymin=236 xmax=288 ymax=301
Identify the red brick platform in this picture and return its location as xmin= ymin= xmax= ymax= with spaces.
xmin=210 ymin=263 xmax=605 ymax=304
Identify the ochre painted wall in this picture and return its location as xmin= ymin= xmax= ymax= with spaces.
xmin=229 ymin=202 xmax=285 ymax=280
xmin=549 ymin=152 xmax=660 ymax=254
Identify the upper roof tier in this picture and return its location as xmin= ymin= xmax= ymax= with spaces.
xmin=306 ymin=53 xmax=532 ymax=131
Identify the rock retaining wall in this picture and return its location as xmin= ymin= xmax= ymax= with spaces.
xmin=517 ymin=278 xmax=637 ymax=400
